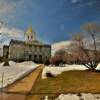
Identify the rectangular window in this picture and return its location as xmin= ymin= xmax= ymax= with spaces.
xmin=39 ymin=46 xmax=42 ymax=52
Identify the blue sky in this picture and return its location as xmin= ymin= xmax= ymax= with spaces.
xmin=0 ymin=0 xmax=100 ymax=44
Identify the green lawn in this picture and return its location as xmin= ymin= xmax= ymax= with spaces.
xmin=28 ymin=70 xmax=100 ymax=100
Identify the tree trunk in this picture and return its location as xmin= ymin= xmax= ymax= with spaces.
xmin=82 ymin=61 xmax=98 ymax=72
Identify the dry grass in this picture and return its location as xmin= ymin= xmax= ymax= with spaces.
xmin=28 ymin=70 xmax=100 ymax=100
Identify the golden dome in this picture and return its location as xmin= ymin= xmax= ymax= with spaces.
xmin=25 ymin=26 xmax=36 ymax=35
xmin=25 ymin=25 xmax=36 ymax=41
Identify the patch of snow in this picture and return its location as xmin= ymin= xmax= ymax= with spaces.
xmin=56 ymin=93 xmax=100 ymax=100
xmin=44 ymin=96 xmax=49 ymax=100
xmin=81 ymin=93 xmax=95 ymax=100
xmin=56 ymin=94 xmax=80 ymax=100
xmin=96 ymin=63 xmax=100 ymax=70
xmin=42 ymin=64 xmax=87 ymax=79
xmin=0 ymin=62 xmax=4 ymax=66
xmin=0 ymin=61 xmax=38 ymax=88
xmin=9 ymin=61 xmax=16 ymax=65
xmin=42 ymin=64 xmax=100 ymax=79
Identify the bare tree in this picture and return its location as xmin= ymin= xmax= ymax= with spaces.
xmin=0 ymin=36 xmax=10 ymax=66
xmin=55 ymin=49 xmax=66 ymax=57
xmin=50 ymin=49 xmax=67 ymax=66
xmin=71 ymin=23 xmax=100 ymax=71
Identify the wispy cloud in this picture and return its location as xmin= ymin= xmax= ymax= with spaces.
xmin=0 ymin=0 xmax=14 ymax=16
xmin=0 ymin=0 xmax=28 ymax=44
xmin=0 ymin=25 xmax=24 ymax=45
xmin=71 ymin=0 xmax=87 ymax=6
xmin=0 ymin=0 xmax=26 ymax=36
xmin=0 ymin=0 xmax=25 ymax=21
xmin=0 ymin=24 xmax=24 ymax=38
xmin=71 ymin=0 xmax=79 ymax=3
xmin=70 ymin=0 xmax=100 ymax=8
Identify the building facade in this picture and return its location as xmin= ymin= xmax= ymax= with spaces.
xmin=3 ymin=26 xmax=51 ymax=63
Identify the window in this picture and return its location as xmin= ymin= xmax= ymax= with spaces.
xmin=34 ymin=55 xmax=37 ymax=62
xmin=31 ymin=36 xmax=33 ymax=39
xmin=34 ymin=46 xmax=37 ymax=51
xmin=39 ymin=55 xmax=42 ymax=62
xmin=39 ymin=46 xmax=42 ymax=52
xmin=27 ymin=36 xmax=30 ymax=40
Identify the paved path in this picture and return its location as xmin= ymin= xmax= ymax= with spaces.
xmin=0 ymin=64 xmax=44 ymax=100
xmin=0 ymin=93 xmax=26 ymax=100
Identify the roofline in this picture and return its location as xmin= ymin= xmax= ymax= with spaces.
xmin=9 ymin=39 xmax=51 ymax=47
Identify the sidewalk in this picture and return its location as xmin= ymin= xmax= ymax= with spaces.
xmin=0 ymin=64 xmax=44 ymax=100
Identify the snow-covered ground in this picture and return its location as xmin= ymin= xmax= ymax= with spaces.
xmin=42 ymin=63 xmax=100 ymax=79
xmin=55 ymin=93 xmax=100 ymax=100
xmin=0 ymin=61 xmax=38 ymax=88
